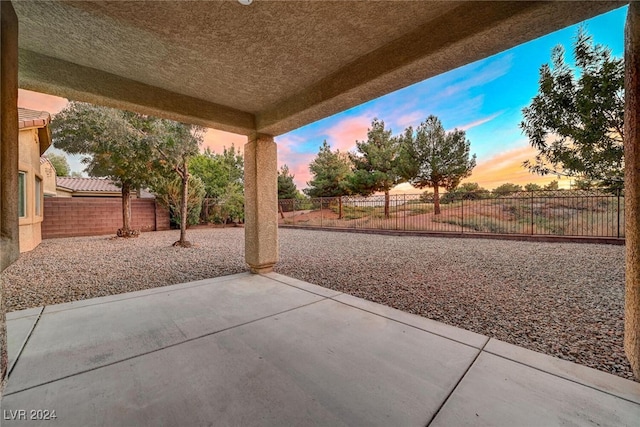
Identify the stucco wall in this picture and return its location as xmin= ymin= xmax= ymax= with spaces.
xmin=18 ymin=221 xmax=41 ymax=252
xmin=41 ymin=159 xmax=57 ymax=196
xmin=42 ymin=197 xmax=170 ymax=239
xmin=18 ymin=128 xmax=44 ymax=252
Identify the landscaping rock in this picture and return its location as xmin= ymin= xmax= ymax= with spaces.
xmin=1 ymin=228 xmax=632 ymax=381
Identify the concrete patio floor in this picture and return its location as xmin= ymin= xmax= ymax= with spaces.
xmin=2 ymin=273 xmax=639 ymax=426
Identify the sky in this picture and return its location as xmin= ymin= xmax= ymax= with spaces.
xmin=18 ymin=5 xmax=627 ymax=192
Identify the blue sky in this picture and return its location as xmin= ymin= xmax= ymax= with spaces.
xmin=274 ymin=5 xmax=627 ymax=191
xmin=21 ymin=5 xmax=627 ymax=191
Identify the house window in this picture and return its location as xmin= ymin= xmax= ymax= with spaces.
xmin=35 ymin=177 xmax=42 ymax=216
xmin=18 ymin=171 xmax=26 ymax=217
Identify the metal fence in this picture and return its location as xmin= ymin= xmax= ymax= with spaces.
xmin=278 ymin=189 xmax=625 ymax=238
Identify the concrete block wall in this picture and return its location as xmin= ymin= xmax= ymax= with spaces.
xmin=42 ymin=197 xmax=170 ymax=239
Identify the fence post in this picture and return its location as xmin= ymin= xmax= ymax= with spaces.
xmin=395 ymin=195 xmax=398 ymax=230
xmin=618 ymin=188 xmax=621 ymax=239
xmin=403 ymin=194 xmax=406 ymax=231
xmin=531 ymin=191 xmax=534 ymax=235
xmin=320 ymin=197 xmax=323 ymax=227
xmin=461 ymin=197 xmax=464 ymax=234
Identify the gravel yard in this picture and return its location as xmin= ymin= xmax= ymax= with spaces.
xmin=2 ymin=227 xmax=632 ymax=381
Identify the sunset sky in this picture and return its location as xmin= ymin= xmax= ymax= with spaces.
xmin=19 ymin=5 xmax=627 ymax=192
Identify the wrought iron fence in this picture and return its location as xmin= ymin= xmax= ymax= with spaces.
xmin=278 ymin=189 xmax=625 ymax=238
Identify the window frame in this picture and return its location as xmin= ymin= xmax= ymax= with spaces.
xmin=35 ymin=175 xmax=42 ymax=216
xmin=18 ymin=171 xmax=27 ymax=218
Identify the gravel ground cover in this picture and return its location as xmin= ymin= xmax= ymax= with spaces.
xmin=1 ymin=228 xmax=632 ymax=381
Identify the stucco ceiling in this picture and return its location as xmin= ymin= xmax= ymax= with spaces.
xmin=13 ymin=0 xmax=625 ymax=136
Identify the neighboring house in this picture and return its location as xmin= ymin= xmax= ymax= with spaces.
xmin=18 ymin=108 xmax=52 ymax=253
xmin=40 ymin=157 xmax=58 ymax=197
xmin=55 ymin=177 xmax=155 ymax=198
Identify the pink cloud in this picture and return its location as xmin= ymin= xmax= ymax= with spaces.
xmin=287 ymin=161 xmax=314 ymax=190
xmin=273 ymin=115 xmax=375 ymax=190
xmin=324 ymin=115 xmax=374 ymax=152
xmin=202 ymin=129 xmax=247 ymax=154
xmin=277 ymin=114 xmax=375 ymax=190
xmin=453 ymin=112 xmax=503 ymax=132
xmin=18 ymin=89 xmax=68 ymax=114
xmin=276 ymin=134 xmax=315 ymax=189
xmin=395 ymin=111 xmax=424 ymax=129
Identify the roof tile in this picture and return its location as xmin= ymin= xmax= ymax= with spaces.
xmin=55 ymin=177 xmax=155 ymax=198
xmin=18 ymin=108 xmax=50 ymax=130
xmin=56 ymin=177 xmax=121 ymax=193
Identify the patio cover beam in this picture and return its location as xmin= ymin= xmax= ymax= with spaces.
xmin=19 ymin=50 xmax=256 ymax=136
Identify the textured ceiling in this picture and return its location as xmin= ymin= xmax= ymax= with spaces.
xmin=13 ymin=0 xmax=625 ymax=136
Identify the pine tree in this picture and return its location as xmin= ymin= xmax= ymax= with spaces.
xmin=305 ymin=140 xmax=353 ymax=219
xmin=278 ymin=165 xmax=299 ymax=200
xmin=399 ymin=116 xmax=476 ymax=214
xmin=349 ymin=119 xmax=402 ymax=218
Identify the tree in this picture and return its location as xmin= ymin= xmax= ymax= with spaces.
xmin=574 ymin=178 xmax=595 ymax=190
xmin=277 ymin=164 xmax=299 ymax=217
xmin=150 ymin=121 xmax=204 ymax=247
xmin=305 ymin=140 xmax=353 ymax=219
xmin=46 ymin=153 xmax=70 ymax=177
xmin=217 ymin=182 xmax=245 ymax=224
xmin=154 ymin=175 xmax=206 ymax=227
xmin=190 ymin=146 xmax=244 ymax=224
xmin=189 ymin=149 xmax=220 ymax=198
xmin=544 ymin=180 xmax=559 ymax=191
xmin=190 ymin=146 xmax=244 ymax=199
xmin=51 ymin=102 xmax=156 ymax=237
xmin=349 ymin=119 xmax=402 ymax=218
xmin=524 ymin=183 xmax=543 ymax=192
xmin=441 ymin=182 xmax=489 ymax=204
xmin=278 ymin=165 xmax=299 ymax=200
xmin=521 ymin=27 xmax=624 ymax=189
xmin=493 ymin=183 xmax=523 ymax=196
xmin=399 ymin=116 xmax=476 ymax=214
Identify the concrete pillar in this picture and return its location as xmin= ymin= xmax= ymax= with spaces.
xmin=0 ymin=0 xmax=19 ymax=393
xmin=244 ymin=133 xmax=278 ymax=273
xmin=625 ymin=1 xmax=640 ymax=380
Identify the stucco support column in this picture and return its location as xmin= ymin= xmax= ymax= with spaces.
xmin=244 ymin=133 xmax=278 ymax=273
xmin=0 ymin=0 xmax=19 ymax=393
xmin=625 ymin=1 xmax=640 ymax=380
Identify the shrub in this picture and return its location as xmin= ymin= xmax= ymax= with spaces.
xmin=493 ymin=183 xmax=523 ymax=196
xmin=155 ymin=175 xmax=206 ymax=227
xmin=441 ymin=183 xmax=490 ymax=204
